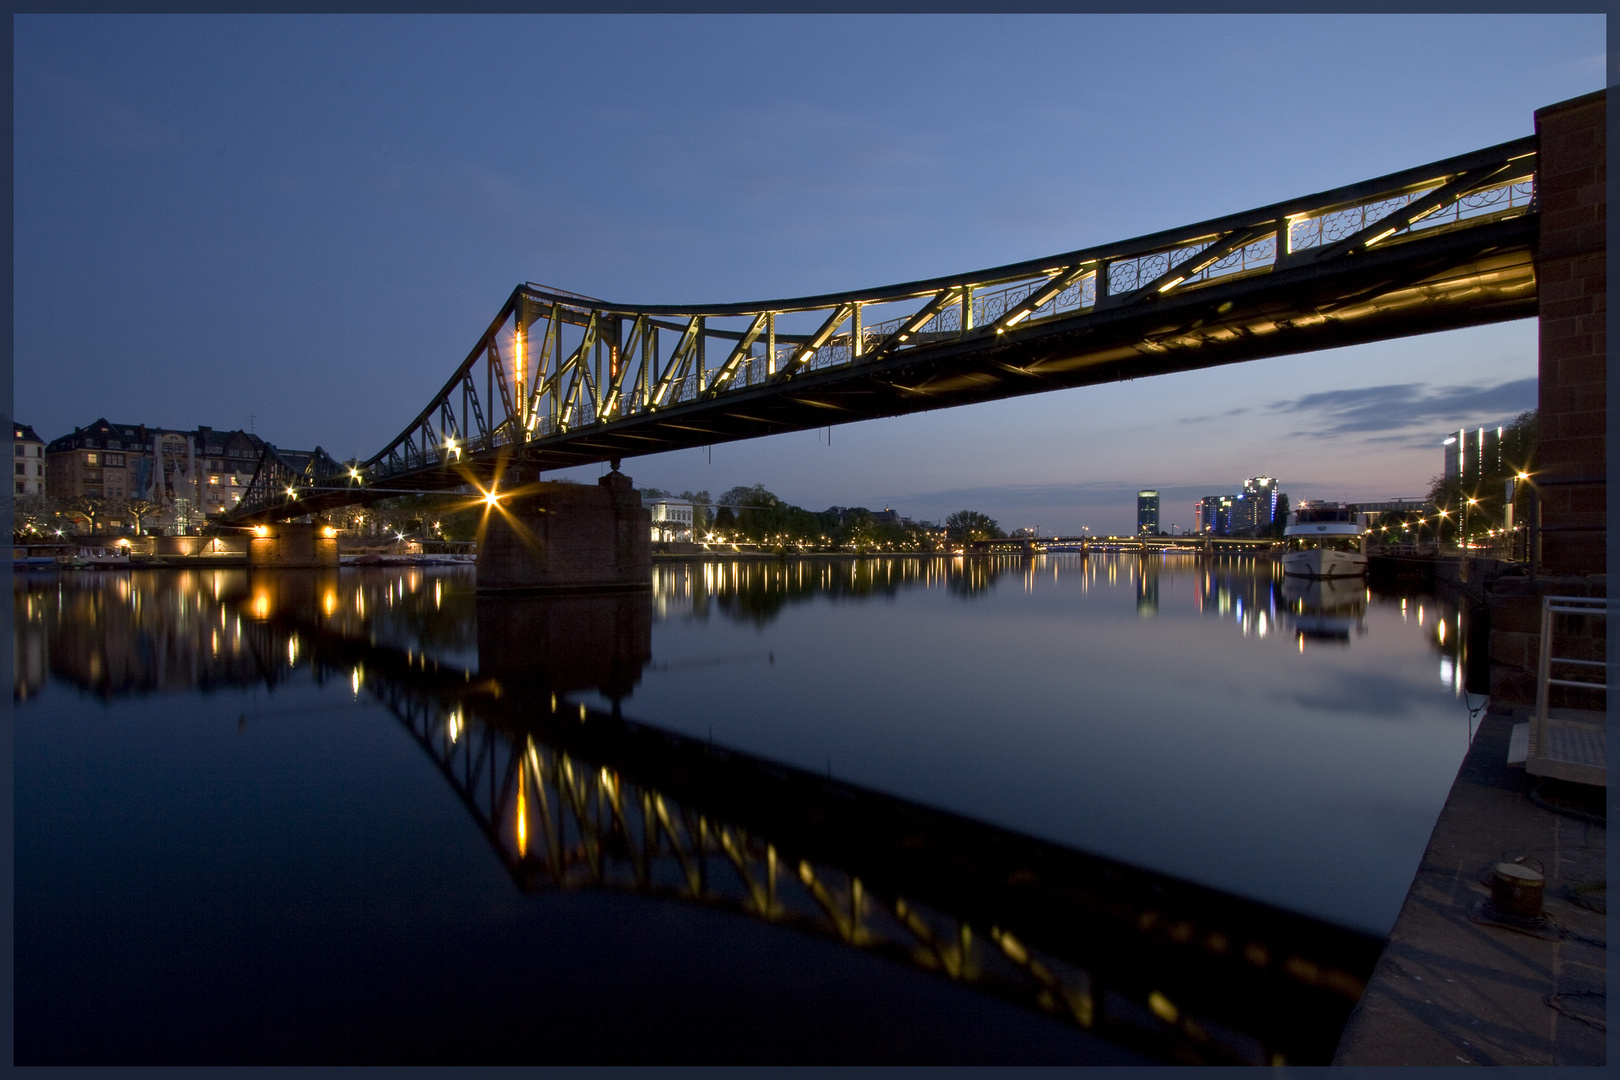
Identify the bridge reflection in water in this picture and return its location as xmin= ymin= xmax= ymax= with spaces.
xmin=15 ymin=563 xmax=1401 ymax=1065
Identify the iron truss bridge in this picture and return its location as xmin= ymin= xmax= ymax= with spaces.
xmin=230 ymin=136 xmax=1537 ymax=524
xmin=271 ymin=613 xmax=1382 ymax=1065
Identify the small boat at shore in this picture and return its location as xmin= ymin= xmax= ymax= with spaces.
xmin=1282 ymin=503 xmax=1367 ymax=579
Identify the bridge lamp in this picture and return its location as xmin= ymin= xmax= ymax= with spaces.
xmin=483 ymin=490 xmax=501 ymax=507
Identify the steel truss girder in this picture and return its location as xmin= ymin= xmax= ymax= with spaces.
xmin=223 ymin=134 xmax=1537 ymax=524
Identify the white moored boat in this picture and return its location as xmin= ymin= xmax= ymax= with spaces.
xmin=1282 ymin=503 xmax=1367 ymax=578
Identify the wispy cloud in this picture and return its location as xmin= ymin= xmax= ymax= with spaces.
xmin=1264 ymin=378 xmax=1535 ymax=437
xmin=1180 ymin=405 xmax=1250 ymax=423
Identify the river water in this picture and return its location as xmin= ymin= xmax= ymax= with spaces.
xmin=13 ymin=554 xmax=1481 ymax=1064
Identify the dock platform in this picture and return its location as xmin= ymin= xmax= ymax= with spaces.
xmin=1333 ymin=707 xmax=1607 ymax=1065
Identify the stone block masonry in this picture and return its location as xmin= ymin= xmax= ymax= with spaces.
xmin=247 ymin=522 xmax=339 ymax=568
xmin=476 ymin=471 xmax=652 ymax=593
xmin=1532 ymin=90 xmax=1606 ymax=575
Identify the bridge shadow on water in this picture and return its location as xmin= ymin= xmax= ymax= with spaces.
xmin=13 ymin=560 xmax=1427 ymax=1064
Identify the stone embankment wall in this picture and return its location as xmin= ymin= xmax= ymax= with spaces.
xmin=1487 ymin=572 xmax=1607 ymax=706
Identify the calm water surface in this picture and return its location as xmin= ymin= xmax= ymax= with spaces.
xmin=14 ymin=554 xmax=1480 ymax=1064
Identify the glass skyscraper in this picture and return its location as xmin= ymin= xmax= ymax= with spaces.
xmin=1137 ymin=490 xmax=1160 ymax=535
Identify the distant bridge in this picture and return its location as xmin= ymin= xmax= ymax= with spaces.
xmin=973 ymin=535 xmax=1283 ymax=555
xmin=226 ymin=134 xmax=1539 ymax=525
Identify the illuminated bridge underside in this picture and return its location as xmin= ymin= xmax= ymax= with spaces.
xmin=231 ymin=137 xmax=1536 ymax=523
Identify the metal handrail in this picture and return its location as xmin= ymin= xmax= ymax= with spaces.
xmin=1533 ymin=596 xmax=1608 ymax=758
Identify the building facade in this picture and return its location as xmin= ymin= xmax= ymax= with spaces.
xmin=1136 ymin=490 xmax=1160 ymax=535
xmin=45 ymin=419 xmax=265 ymax=530
xmin=1197 ymin=495 xmax=1234 ymax=535
xmin=13 ymin=424 xmax=46 ymax=496
xmin=648 ymin=499 xmax=696 ymax=543
xmin=1233 ymin=476 xmax=1282 ymax=535
xmin=1442 ymin=425 xmax=1504 ymax=486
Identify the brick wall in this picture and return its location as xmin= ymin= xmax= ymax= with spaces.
xmin=1533 ymin=90 xmax=1606 ymax=575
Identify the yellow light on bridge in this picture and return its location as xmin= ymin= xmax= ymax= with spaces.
xmin=515 ymin=766 xmax=527 ymax=859
xmin=483 ymin=489 xmax=501 ymax=506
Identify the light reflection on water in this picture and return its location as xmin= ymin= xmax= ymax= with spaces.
xmin=619 ymin=554 xmax=1478 ymax=936
xmin=15 ymin=555 xmax=1475 ymax=938
xmin=13 ymin=555 xmax=1486 ymax=1063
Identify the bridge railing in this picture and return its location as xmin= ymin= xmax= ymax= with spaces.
xmin=227 ymin=135 xmax=1536 ymax=520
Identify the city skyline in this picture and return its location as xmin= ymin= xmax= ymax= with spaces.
xmin=12 ymin=15 xmax=1602 ymax=534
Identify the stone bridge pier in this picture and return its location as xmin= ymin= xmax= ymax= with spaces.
xmin=476 ymin=469 xmax=652 ymax=593
xmin=248 ymin=522 xmax=339 ymax=568
xmin=1487 ymin=89 xmax=1607 ymax=705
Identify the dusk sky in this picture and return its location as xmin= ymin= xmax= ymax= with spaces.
xmin=13 ymin=14 xmax=1605 ymax=534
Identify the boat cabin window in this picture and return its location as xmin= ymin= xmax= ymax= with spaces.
xmin=1294 ymin=507 xmax=1354 ymax=524
xmin=1286 ymin=535 xmax=1362 ymax=553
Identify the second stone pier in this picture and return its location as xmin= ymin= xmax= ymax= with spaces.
xmin=476 ymin=470 xmax=651 ymax=593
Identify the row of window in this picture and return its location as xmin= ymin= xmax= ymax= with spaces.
xmin=80 ymin=451 xmax=255 ymax=469
xmin=14 ymin=444 xmax=42 ymax=457
xmin=15 ymin=462 xmax=43 ymax=476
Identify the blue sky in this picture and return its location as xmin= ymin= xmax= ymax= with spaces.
xmin=13 ymin=14 xmax=1605 ymax=533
